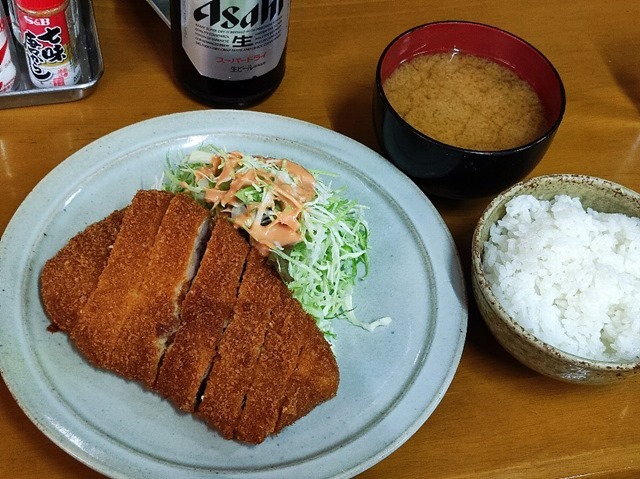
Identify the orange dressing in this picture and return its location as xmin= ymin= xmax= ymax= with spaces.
xmin=194 ymin=151 xmax=316 ymax=253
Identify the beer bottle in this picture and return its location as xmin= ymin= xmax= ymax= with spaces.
xmin=170 ymin=0 xmax=290 ymax=108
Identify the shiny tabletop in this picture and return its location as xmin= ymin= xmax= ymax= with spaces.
xmin=2 ymin=1 xmax=640 ymax=478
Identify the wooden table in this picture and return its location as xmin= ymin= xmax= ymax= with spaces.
xmin=2 ymin=1 xmax=640 ymax=477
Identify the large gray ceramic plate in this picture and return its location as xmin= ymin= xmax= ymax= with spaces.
xmin=0 ymin=111 xmax=467 ymax=479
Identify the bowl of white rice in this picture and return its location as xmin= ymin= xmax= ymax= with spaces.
xmin=471 ymin=174 xmax=640 ymax=384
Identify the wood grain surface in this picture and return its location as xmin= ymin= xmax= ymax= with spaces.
xmin=2 ymin=1 xmax=640 ymax=478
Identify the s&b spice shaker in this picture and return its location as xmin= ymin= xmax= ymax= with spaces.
xmin=14 ymin=0 xmax=81 ymax=88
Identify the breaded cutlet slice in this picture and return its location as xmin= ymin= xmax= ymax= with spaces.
xmin=154 ymin=218 xmax=250 ymax=412
xmin=71 ymin=190 xmax=173 ymax=368
xmin=109 ymin=193 xmax=211 ymax=387
xmin=197 ymin=248 xmax=282 ymax=439
xmin=233 ymin=286 xmax=306 ymax=444
xmin=40 ymin=208 xmax=125 ymax=333
xmin=274 ymin=313 xmax=339 ymax=434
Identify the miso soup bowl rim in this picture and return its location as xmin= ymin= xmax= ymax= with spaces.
xmin=471 ymin=174 xmax=640 ymax=373
xmin=375 ymin=20 xmax=567 ymax=156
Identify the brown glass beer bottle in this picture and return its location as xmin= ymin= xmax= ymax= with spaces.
xmin=170 ymin=0 xmax=290 ymax=108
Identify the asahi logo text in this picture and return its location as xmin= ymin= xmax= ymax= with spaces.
xmin=194 ymin=0 xmax=284 ymax=28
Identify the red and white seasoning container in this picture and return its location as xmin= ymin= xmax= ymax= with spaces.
xmin=13 ymin=0 xmax=80 ymax=88
xmin=0 ymin=1 xmax=17 ymax=92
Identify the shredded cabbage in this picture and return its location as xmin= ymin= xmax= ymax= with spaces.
xmin=162 ymin=146 xmax=391 ymax=338
xmin=271 ymin=180 xmax=391 ymax=336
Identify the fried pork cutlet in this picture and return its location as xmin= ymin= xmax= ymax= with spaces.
xmin=275 ymin=313 xmax=340 ymax=433
xmin=40 ymin=208 xmax=125 ymax=333
xmin=71 ymin=190 xmax=174 ymax=368
xmin=234 ymin=289 xmax=307 ymax=444
xmin=41 ymin=189 xmax=341 ymax=444
xmin=109 ymin=193 xmax=211 ymax=387
xmin=197 ymin=248 xmax=284 ymax=439
xmin=198 ymin=248 xmax=339 ymax=444
xmin=154 ymin=218 xmax=250 ymax=411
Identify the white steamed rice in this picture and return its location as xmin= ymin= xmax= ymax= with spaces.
xmin=482 ymin=194 xmax=640 ymax=361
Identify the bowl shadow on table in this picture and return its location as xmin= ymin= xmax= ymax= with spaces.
xmin=600 ymin=40 xmax=640 ymax=114
xmin=329 ymin=87 xmax=381 ymax=154
xmin=466 ymin=277 xmax=533 ymax=375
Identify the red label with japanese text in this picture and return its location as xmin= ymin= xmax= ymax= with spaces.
xmin=16 ymin=7 xmax=81 ymax=87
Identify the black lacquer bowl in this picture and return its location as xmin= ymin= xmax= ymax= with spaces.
xmin=374 ymin=21 xmax=566 ymax=199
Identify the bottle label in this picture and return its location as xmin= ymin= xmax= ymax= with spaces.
xmin=16 ymin=6 xmax=81 ymax=87
xmin=180 ymin=0 xmax=290 ymax=81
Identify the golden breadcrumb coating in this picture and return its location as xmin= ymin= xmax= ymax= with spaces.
xmin=71 ymin=190 xmax=173 ymax=368
xmin=40 ymin=208 xmax=125 ymax=333
xmin=109 ymin=193 xmax=210 ymax=387
xmin=155 ymin=218 xmax=249 ymax=411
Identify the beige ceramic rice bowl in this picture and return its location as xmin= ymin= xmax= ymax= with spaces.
xmin=471 ymin=174 xmax=640 ymax=384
